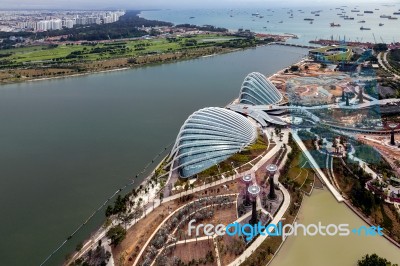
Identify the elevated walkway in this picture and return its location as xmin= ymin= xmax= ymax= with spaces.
xmin=292 ymin=131 xmax=344 ymax=202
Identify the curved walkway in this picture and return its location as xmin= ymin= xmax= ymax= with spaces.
xmin=228 ymin=182 xmax=290 ymax=266
xmin=380 ymin=51 xmax=400 ymax=79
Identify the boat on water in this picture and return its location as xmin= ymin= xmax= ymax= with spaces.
xmin=360 ymin=26 xmax=371 ymax=30
xmin=310 ymin=21 xmax=313 ymax=24
xmin=259 ymin=16 xmax=264 ymax=18
xmin=357 ymin=14 xmax=364 ymax=16
xmin=189 ymin=16 xmax=195 ymax=19
xmin=304 ymin=18 xmax=314 ymax=21
xmin=252 ymin=13 xmax=260 ymax=16
xmin=364 ymin=10 xmax=373 ymax=13
xmin=358 ymin=20 xmax=366 ymax=23
xmin=394 ymin=12 xmax=400 ymax=15
xmin=380 ymin=15 xmax=391 ymax=18
xmin=344 ymin=17 xmax=355 ymax=20
xmin=389 ymin=17 xmax=398 ymax=20
xmin=379 ymin=23 xmax=384 ymax=26
xmin=330 ymin=22 xmax=341 ymax=27
xmin=351 ymin=10 xmax=360 ymax=12
xmin=315 ymin=14 xmax=320 ymax=16
xmin=279 ymin=21 xmax=283 ymax=23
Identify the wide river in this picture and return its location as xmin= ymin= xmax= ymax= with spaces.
xmin=0 ymin=45 xmax=307 ymax=265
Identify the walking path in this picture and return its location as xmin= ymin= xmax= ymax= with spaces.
xmin=379 ymin=51 xmax=400 ymax=79
xmin=228 ymin=181 xmax=290 ymax=266
xmin=292 ymin=131 xmax=344 ymax=202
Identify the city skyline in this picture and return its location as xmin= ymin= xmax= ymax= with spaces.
xmin=0 ymin=0 xmax=396 ymax=10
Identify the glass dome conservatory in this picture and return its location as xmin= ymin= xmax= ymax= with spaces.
xmin=169 ymin=107 xmax=257 ymax=178
xmin=239 ymin=72 xmax=283 ymax=105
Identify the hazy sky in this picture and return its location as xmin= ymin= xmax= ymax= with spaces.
xmin=0 ymin=0 xmax=395 ymax=10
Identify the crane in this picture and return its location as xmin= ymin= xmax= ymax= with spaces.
xmin=380 ymin=36 xmax=385 ymax=44
xmin=372 ymin=33 xmax=377 ymax=44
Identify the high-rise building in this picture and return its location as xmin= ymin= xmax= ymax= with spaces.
xmin=65 ymin=19 xmax=74 ymax=29
xmin=51 ymin=19 xmax=62 ymax=30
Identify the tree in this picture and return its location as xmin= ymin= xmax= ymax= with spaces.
xmin=290 ymin=65 xmax=299 ymax=72
xmin=118 ymin=212 xmax=134 ymax=229
xmin=373 ymin=43 xmax=388 ymax=52
xmin=106 ymin=225 xmax=127 ymax=246
xmin=132 ymin=206 xmax=143 ymax=223
xmin=184 ymin=182 xmax=189 ymax=194
xmin=105 ymin=205 xmax=113 ymax=217
xmin=358 ymin=87 xmax=364 ymax=103
xmin=358 ymin=253 xmax=398 ymax=266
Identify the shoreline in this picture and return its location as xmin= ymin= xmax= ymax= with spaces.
xmin=0 ymin=40 xmax=310 ymax=87
xmin=0 ymin=50 xmax=238 ymax=85
xmin=344 ymin=200 xmax=400 ymax=249
xmin=0 ymin=47 xmax=248 ymax=86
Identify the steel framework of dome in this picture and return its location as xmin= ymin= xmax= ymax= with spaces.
xmin=169 ymin=107 xmax=257 ymax=178
xmin=239 ymin=72 xmax=283 ymax=105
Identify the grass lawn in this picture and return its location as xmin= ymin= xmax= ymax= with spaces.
xmin=1 ymin=34 xmax=239 ymax=65
xmin=310 ymin=46 xmax=353 ymax=62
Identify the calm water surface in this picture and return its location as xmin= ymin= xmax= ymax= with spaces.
xmin=0 ymin=45 xmax=306 ymax=265
xmin=141 ymin=3 xmax=400 ymax=45
xmin=270 ymin=189 xmax=400 ymax=266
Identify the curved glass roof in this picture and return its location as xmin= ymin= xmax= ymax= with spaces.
xmin=170 ymin=107 xmax=257 ymax=178
xmin=239 ymin=72 xmax=283 ymax=105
